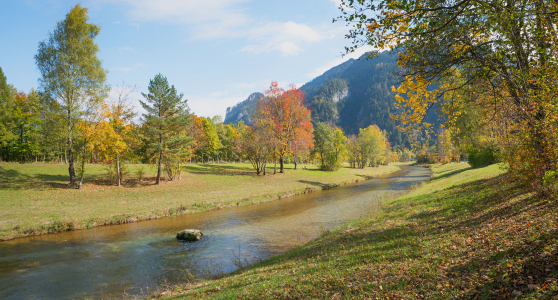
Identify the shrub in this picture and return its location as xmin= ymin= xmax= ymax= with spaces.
xmin=543 ymin=170 xmax=558 ymax=197
xmin=136 ymin=165 xmax=146 ymax=182
xmin=467 ymin=147 xmax=498 ymax=168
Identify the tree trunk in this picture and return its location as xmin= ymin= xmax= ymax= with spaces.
xmin=274 ymin=158 xmax=277 ymax=174
xmin=79 ymin=139 xmax=87 ymax=189
xmin=68 ymin=135 xmax=76 ymax=187
xmin=178 ymin=160 xmax=181 ymax=180
xmin=280 ymin=156 xmax=284 ymax=173
xmin=294 ymin=155 xmax=298 ymax=170
xmin=117 ymin=154 xmax=121 ymax=186
xmin=64 ymin=147 xmax=68 ymax=164
xmin=156 ymin=149 xmax=162 ymax=185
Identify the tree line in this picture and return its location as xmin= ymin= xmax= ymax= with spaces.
xmin=0 ymin=4 xmax=405 ymax=188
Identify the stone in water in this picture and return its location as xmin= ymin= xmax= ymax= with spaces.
xmin=176 ymin=229 xmax=203 ymax=241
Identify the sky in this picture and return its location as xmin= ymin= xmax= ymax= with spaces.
xmin=0 ymin=0 xmax=370 ymax=119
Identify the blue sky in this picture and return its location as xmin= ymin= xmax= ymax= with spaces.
xmin=0 ymin=0 xmax=370 ymax=118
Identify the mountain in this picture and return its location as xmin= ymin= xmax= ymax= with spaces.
xmin=223 ymin=92 xmax=263 ymax=125
xmin=224 ymin=52 xmax=440 ymax=146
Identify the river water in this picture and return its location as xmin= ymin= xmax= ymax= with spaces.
xmin=0 ymin=165 xmax=430 ymax=299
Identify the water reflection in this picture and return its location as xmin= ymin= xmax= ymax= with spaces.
xmin=0 ymin=165 xmax=431 ymax=299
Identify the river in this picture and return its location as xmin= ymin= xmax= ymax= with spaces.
xmin=0 ymin=165 xmax=431 ymax=299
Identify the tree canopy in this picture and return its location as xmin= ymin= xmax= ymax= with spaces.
xmin=140 ymin=73 xmax=192 ymax=184
xmin=35 ymin=4 xmax=108 ymax=186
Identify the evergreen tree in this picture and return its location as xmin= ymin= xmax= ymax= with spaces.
xmin=140 ymin=74 xmax=192 ymax=184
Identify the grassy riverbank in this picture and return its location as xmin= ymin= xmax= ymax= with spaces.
xmin=159 ymin=162 xmax=558 ymax=299
xmin=0 ymin=163 xmax=399 ymax=241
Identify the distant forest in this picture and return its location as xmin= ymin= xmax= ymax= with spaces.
xmin=226 ymin=52 xmax=442 ymax=148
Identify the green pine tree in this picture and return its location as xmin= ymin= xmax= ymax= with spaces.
xmin=140 ymin=74 xmax=192 ymax=184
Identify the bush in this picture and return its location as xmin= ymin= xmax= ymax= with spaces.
xmin=467 ymin=147 xmax=498 ymax=168
xmin=416 ymin=153 xmax=428 ymax=163
xmin=136 ymin=165 xmax=146 ymax=182
xmin=543 ymin=170 xmax=558 ymax=197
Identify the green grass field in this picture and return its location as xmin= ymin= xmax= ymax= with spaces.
xmin=0 ymin=162 xmax=399 ymax=241
xmin=158 ymin=162 xmax=558 ymax=299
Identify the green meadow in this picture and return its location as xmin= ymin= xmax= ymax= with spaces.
xmin=0 ymin=162 xmax=399 ymax=241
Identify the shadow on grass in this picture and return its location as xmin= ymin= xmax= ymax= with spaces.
xmin=402 ymin=172 xmax=558 ymax=298
xmin=297 ymin=180 xmax=326 ymax=188
xmin=0 ymin=166 xmax=106 ymax=190
xmin=431 ymin=165 xmax=471 ymax=181
xmin=196 ymin=167 xmax=558 ymax=299
xmin=184 ymin=164 xmax=256 ymax=176
xmin=0 ymin=167 xmax=30 ymax=182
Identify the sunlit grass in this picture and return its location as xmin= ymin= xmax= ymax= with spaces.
xmin=0 ymin=162 xmax=399 ymax=240
xmin=158 ymin=162 xmax=558 ymax=299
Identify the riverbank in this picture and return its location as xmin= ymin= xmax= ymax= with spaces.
xmin=0 ymin=163 xmax=399 ymax=241
xmin=159 ymin=162 xmax=558 ymax=299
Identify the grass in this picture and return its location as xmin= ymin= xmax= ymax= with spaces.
xmin=0 ymin=162 xmax=400 ymax=241
xmin=156 ymin=162 xmax=558 ymax=300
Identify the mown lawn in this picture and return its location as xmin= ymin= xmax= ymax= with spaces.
xmin=158 ymin=162 xmax=558 ymax=299
xmin=0 ymin=162 xmax=399 ymax=241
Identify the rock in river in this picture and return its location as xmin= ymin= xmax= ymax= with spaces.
xmin=176 ymin=229 xmax=203 ymax=241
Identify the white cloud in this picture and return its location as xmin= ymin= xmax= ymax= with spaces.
xmin=306 ymin=46 xmax=375 ymax=78
xmin=130 ymin=23 xmax=141 ymax=28
xmin=117 ymin=46 xmax=134 ymax=52
xmin=240 ymin=21 xmax=323 ymax=56
xmin=116 ymin=0 xmax=325 ymax=56
xmin=122 ymin=0 xmax=248 ymax=24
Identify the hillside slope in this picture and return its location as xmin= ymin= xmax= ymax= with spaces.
xmin=161 ymin=163 xmax=558 ymax=299
xmin=223 ymin=92 xmax=263 ymax=125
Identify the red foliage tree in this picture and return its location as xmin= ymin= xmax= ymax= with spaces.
xmin=254 ymin=82 xmax=313 ymax=173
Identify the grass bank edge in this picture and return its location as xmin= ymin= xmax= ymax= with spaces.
xmin=1 ymin=164 xmax=401 ymax=242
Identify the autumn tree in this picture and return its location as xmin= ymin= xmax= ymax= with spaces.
xmin=75 ymin=99 xmax=103 ymax=188
xmin=140 ymin=74 xmax=192 ymax=184
xmin=346 ymin=135 xmax=359 ymax=168
xmin=240 ymin=124 xmax=272 ymax=175
xmin=312 ymin=122 xmax=346 ymax=171
xmin=254 ymin=82 xmax=313 ymax=173
xmin=88 ymin=85 xmax=138 ymax=186
xmin=216 ymin=122 xmax=240 ymax=162
xmin=35 ymin=4 xmax=108 ymax=187
xmin=327 ymin=129 xmax=348 ymax=171
xmin=356 ymin=125 xmax=387 ymax=168
xmin=199 ymin=117 xmax=221 ymax=163
xmin=290 ymin=123 xmax=314 ymax=170
xmin=338 ymin=0 xmax=558 ymax=187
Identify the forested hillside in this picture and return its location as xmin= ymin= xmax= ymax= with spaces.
xmin=225 ymin=52 xmax=441 ymax=147
xmin=302 ymin=52 xmax=403 ymax=143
